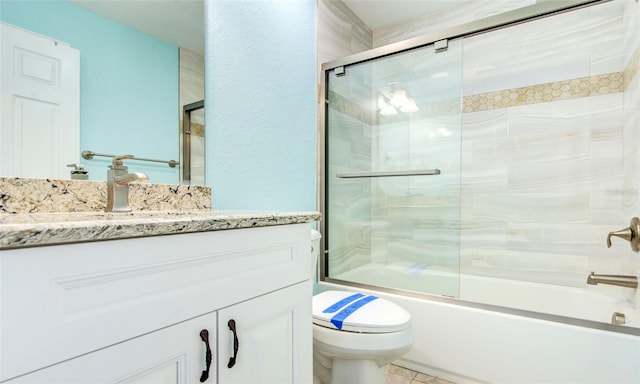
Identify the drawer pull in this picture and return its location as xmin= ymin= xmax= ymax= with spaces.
xmin=227 ymin=319 xmax=239 ymax=368
xmin=199 ymin=329 xmax=213 ymax=382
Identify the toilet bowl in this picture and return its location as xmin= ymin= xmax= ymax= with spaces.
xmin=311 ymin=231 xmax=413 ymax=384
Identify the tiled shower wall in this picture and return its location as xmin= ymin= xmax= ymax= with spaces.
xmin=459 ymin=1 xmax=635 ymax=286
xmin=372 ymin=0 xmax=534 ymax=48
xmin=321 ymin=0 xmax=640 ymax=291
xmin=622 ymin=0 xmax=640 ymax=306
xmin=317 ymin=0 xmax=372 ymax=69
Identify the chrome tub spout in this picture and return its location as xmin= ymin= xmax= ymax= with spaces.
xmin=587 ymin=272 xmax=638 ymax=288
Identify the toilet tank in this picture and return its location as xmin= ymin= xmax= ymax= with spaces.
xmin=311 ymin=229 xmax=322 ymax=281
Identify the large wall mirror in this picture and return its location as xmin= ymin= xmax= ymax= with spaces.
xmin=0 ymin=0 xmax=204 ymax=185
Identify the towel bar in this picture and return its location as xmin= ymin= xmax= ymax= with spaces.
xmin=82 ymin=150 xmax=179 ymax=168
xmin=336 ymin=169 xmax=441 ymax=178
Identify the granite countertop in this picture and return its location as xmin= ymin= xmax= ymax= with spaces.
xmin=0 ymin=210 xmax=322 ymax=250
xmin=0 ymin=177 xmax=321 ymax=250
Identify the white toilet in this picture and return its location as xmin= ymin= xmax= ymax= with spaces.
xmin=310 ymin=230 xmax=414 ymax=384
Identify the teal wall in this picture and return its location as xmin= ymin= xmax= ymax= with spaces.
xmin=1 ymin=0 xmax=179 ymax=183
xmin=206 ymin=0 xmax=317 ymax=211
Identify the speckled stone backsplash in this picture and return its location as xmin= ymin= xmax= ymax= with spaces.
xmin=0 ymin=177 xmax=211 ymax=214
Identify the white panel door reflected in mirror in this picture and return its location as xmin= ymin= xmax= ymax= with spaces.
xmin=1 ymin=22 xmax=80 ymax=179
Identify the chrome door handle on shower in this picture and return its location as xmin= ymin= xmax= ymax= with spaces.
xmin=607 ymin=217 xmax=640 ymax=253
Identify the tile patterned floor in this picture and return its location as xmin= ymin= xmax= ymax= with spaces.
xmin=386 ymin=364 xmax=456 ymax=384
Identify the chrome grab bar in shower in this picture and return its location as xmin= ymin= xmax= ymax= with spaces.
xmin=82 ymin=150 xmax=179 ymax=168
xmin=336 ymin=169 xmax=441 ymax=178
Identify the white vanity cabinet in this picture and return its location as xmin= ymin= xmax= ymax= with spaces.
xmin=0 ymin=223 xmax=312 ymax=383
xmin=217 ymin=281 xmax=311 ymax=383
xmin=5 ymin=311 xmax=219 ymax=384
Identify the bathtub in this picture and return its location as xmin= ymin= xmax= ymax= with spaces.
xmin=331 ymin=261 xmax=640 ymax=326
xmin=320 ymin=263 xmax=640 ymax=383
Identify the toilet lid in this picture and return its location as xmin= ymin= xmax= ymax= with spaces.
xmin=312 ymin=291 xmax=411 ymax=333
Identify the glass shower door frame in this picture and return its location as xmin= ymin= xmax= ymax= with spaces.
xmin=318 ymin=0 xmax=610 ymax=289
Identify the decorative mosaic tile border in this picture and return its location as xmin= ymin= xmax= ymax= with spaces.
xmin=0 ymin=177 xmax=212 ymax=214
xmin=328 ymin=90 xmax=373 ymax=124
xmin=464 ymin=46 xmax=639 ymax=113
xmin=624 ymin=44 xmax=640 ymax=90
xmin=191 ymin=122 xmax=205 ymax=137
xmin=462 ymin=73 xmax=624 ymax=113
xmin=179 ymin=122 xmax=204 ymax=137
xmin=330 ymin=71 xmax=626 ymax=120
xmin=379 ymin=97 xmax=461 ymax=121
xmin=330 ymin=46 xmax=640 ymax=118
xmin=330 ymin=91 xmax=461 ymax=123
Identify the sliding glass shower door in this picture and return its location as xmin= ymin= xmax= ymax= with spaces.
xmin=324 ymin=39 xmax=464 ymax=297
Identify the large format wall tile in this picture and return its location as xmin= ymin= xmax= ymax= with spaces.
xmin=460 ymin=93 xmax=626 ymax=282
xmin=622 ymin=1 xmax=640 ymax=299
xmin=372 ymin=0 xmax=534 ymax=48
xmin=323 ymin=0 xmax=640 ymax=290
xmin=462 ymin=1 xmax=624 ymax=96
xmin=318 ymin=0 xmax=372 ymax=68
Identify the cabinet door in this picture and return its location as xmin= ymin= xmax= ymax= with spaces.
xmin=7 ymin=312 xmax=217 ymax=384
xmin=217 ymin=282 xmax=312 ymax=384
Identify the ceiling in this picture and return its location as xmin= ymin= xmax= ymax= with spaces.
xmin=341 ymin=0 xmax=472 ymax=30
xmin=69 ymin=0 xmax=205 ymax=55
xmin=69 ymin=0 xmax=466 ymax=55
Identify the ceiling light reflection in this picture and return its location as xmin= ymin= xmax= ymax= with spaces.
xmin=378 ymin=88 xmax=419 ymax=116
xmin=389 ymin=89 xmax=408 ymax=107
xmin=380 ymin=104 xmax=398 ymax=116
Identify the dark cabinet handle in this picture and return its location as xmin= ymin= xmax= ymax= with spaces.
xmin=199 ymin=329 xmax=212 ymax=382
xmin=227 ymin=319 xmax=239 ymax=368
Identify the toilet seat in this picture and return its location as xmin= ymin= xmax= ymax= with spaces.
xmin=313 ymin=291 xmax=411 ymax=333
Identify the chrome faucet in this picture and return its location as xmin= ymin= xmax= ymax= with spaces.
xmin=106 ymin=155 xmax=149 ymax=212
xmin=587 ymin=272 xmax=638 ymax=289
